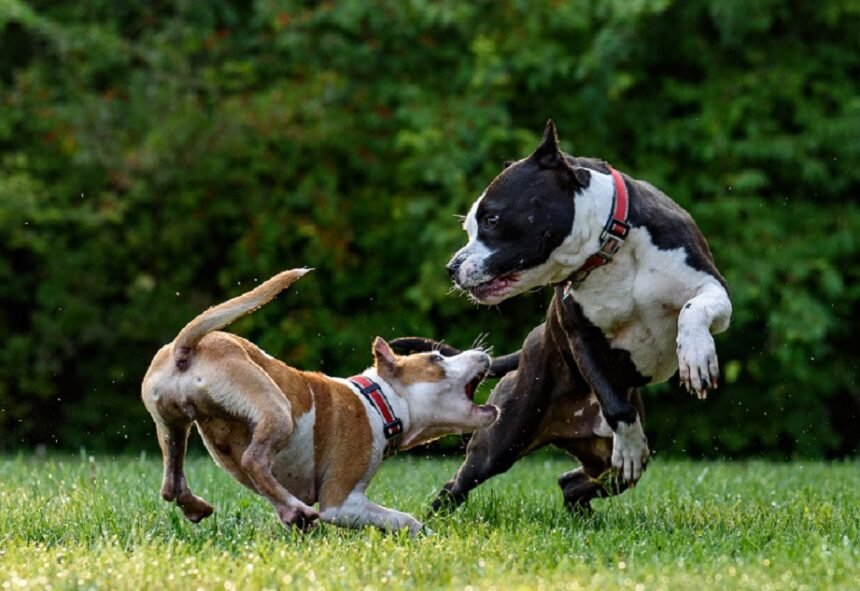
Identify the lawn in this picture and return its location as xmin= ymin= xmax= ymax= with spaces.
xmin=1 ymin=452 xmax=857 ymax=590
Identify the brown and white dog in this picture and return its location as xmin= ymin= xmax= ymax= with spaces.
xmin=141 ymin=268 xmax=498 ymax=534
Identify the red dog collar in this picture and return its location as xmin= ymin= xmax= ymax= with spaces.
xmin=564 ymin=167 xmax=630 ymax=296
xmin=349 ymin=376 xmax=403 ymax=456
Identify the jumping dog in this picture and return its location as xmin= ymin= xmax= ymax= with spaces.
xmin=394 ymin=120 xmax=731 ymax=511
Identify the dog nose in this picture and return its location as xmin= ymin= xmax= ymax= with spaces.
xmin=446 ymin=258 xmax=462 ymax=280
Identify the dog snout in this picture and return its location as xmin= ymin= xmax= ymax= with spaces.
xmin=468 ymin=350 xmax=491 ymax=374
xmin=446 ymin=256 xmax=463 ymax=281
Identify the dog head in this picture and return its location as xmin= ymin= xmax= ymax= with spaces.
xmin=447 ymin=120 xmax=598 ymax=305
xmin=371 ymin=337 xmax=498 ymax=449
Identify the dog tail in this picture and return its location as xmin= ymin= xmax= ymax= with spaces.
xmin=487 ymin=351 xmax=520 ymax=378
xmin=173 ymin=268 xmax=311 ymax=371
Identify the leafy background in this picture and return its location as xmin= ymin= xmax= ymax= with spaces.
xmin=1 ymin=0 xmax=858 ymax=457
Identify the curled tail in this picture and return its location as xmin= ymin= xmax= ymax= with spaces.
xmin=173 ymin=268 xmax=311 ymax=371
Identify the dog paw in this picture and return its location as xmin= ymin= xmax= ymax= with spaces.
xmin=677 ymin=329 xmax=719 ymax=399
xmin=611 ymin=419 xmax=649 ymax=484
xmin=418 ymin=524 xmax=435 ymax=537
xmin=177 ymin=491 xmax=214 ymax=523
xmin=277 ymin=503 xmax=319 ymax=531
xmin=404 ymin=516 xmax=431 ymax=537
xmin=429 ymin=482 xmax=467 ymax=514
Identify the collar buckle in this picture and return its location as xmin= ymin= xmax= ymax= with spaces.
xmin=598 ymin=218 xmax=630 ymax=258
xmin=383 ymin=419 xmax=403 ymax=438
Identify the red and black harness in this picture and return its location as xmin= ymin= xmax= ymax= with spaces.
xmin=348 ymin=375 xmax=403 ymax=457
xmin=563 ymin=166 xmax=630 ymax=298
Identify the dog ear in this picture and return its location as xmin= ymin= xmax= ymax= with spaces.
xmin=571 ymin=167 xmax=591 ymax=186
xmin=533 ymin=119 xmax=563 ymax=169
xmin=533 ymin=120 xmax=590 ymax=189
xmin=373 ymin=337 xmax=398 ymax=371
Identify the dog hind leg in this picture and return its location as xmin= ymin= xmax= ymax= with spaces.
xmin=557 ymin=437 xmax=630 ymax=512
xmin=154 ymin=417 xmax=214 ymax=523
xmin=557 ymin=390 xmax=644 ymax=511
xmin=207 ymin=357 xmax=320 ymax=530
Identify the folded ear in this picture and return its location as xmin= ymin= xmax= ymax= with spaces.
xmin=373 ymin=337 xmax=397 ymax=370
xmin=570 ymin=166 xmax=591 ymax=187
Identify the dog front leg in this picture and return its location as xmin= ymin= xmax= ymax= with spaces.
xmin=677 ymin=283 xmax=732 ymax=399
xmin=320 ymin=492 xmax=426 ymax=536
xmin=558 ymin=303 xmax=649 ymax=485
xmin=432 ymin=370 xmax=548 ymax=513
xmin=563 ymin=337 xmax=648 ymax=483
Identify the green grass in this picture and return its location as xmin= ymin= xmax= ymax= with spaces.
xmin=1 ymin=452 xmax=858 ymax=590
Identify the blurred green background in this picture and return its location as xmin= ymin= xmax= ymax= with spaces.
xmin=1 ymin=0 xmax=858 ymax=458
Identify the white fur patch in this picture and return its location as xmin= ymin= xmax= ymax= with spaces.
xmin=551 ymin=170 xmax=616 ymax=270
xmin=463 ymin=192 xmax=484 ymax=239
xmin=440 ymin=350 xmax=486 ymax=382
xmin=271 ymin=406 xmax=317 ymax=504
xmin=566 ymin=227 xmax=729 ymax=385
xmin=454 ymin=241 xmax=495 ymax=289
xmin=189 ymin=365 xmax=268 ymax=425
xmin=611 ymin=416 xmax=649 ymax=483
xmin=320 ymin=490 xmax=423 ymax=534
xmin=677 ymin=283 xmax=732 ymax=397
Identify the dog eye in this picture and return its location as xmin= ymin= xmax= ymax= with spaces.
xmin=484 ymin=215 xmax=499 ymax=229
xmin=431 ymin=354 xmax=444 ymax=363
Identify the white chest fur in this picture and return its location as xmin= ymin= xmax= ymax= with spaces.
xmin=271 ymin=407 xmax=317 ymax=504
xmin=568 ymin=227 xmax=720 ymax=384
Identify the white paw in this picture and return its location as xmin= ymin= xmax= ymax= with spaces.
xmin=417 ymin=524 xmax=435 ymax=537
xmin=404 ymin=516 xmax=428 ymax=537
xmin=677 ymin=328 xmax=719 ymax=399
xmin=611 ymin=418 xmax=650 ymax=484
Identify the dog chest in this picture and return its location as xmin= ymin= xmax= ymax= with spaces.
xmin=568 ymin=233 xmax=710 ymax=384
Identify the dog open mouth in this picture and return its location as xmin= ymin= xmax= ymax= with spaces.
xmin=469 ymin=273 xmax=519 ymax=302
xmin=464 ymin=369 xmax=488 ymax=401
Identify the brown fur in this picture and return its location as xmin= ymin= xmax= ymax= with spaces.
xmin=305 ymin=373 xmax=373 ymax=508
xmin=393 ymin=355 xmax=446 ymax=385
xmin=143 ymin=269 xmax=321 ymax=529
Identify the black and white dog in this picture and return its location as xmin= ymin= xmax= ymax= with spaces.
xmin=394 ymin=120 xmax=731 ymax=511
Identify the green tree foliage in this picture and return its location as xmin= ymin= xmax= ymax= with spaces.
xmin=1 ymin=0 xmax=858 ymax=456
